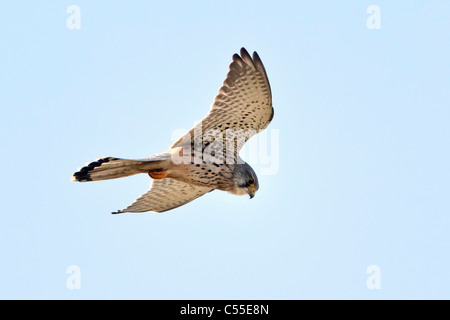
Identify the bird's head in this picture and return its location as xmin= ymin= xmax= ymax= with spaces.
xmin=229 ymin=163 xmax=259 ymax=199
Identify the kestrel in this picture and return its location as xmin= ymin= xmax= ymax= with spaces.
xmin=72 ymin=48 xmax=274 ymax=213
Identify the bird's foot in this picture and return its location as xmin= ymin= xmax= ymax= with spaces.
xmin=148 ymin=170 xmax=168 ymax=179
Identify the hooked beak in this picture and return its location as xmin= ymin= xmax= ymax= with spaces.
xmin=248 ymin=187 xmax=256 ymax=199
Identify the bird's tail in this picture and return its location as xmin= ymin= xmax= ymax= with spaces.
xmin=72 ymin=151 xmax=174 ymax=182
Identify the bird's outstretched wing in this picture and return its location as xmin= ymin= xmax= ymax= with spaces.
xmin=172 ymin=48 xmax=273 ymax=157
xmin=112 ymin=178 xmax=213 ymax=214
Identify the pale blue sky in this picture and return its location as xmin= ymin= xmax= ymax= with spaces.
xmin=1 ymin=1 xmax=449 ymax=299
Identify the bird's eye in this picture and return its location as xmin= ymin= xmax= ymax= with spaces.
xmin=247 ymin=178 xmax=255 ymax=186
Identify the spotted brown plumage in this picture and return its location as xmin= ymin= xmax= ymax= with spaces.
xmin=112 ymin=179 xmax=213 ymax=214
xmin=72 ymin=48 xmax=273 ymax=213
xmin=172 ymin=48 xmax=273 ymax=161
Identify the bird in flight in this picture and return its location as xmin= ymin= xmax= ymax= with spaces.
xmin=72 ymin=48 xmax=274 ymax=213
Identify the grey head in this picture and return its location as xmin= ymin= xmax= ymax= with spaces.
xmin=229 ymin=162 xmax=259 ymax=199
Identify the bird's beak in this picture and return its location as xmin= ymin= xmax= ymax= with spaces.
xmin=248 ymin=188 xmax=256 ymax=199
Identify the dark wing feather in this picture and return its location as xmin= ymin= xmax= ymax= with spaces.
xmin=172 ymin=48 xmax=273 ymax=156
